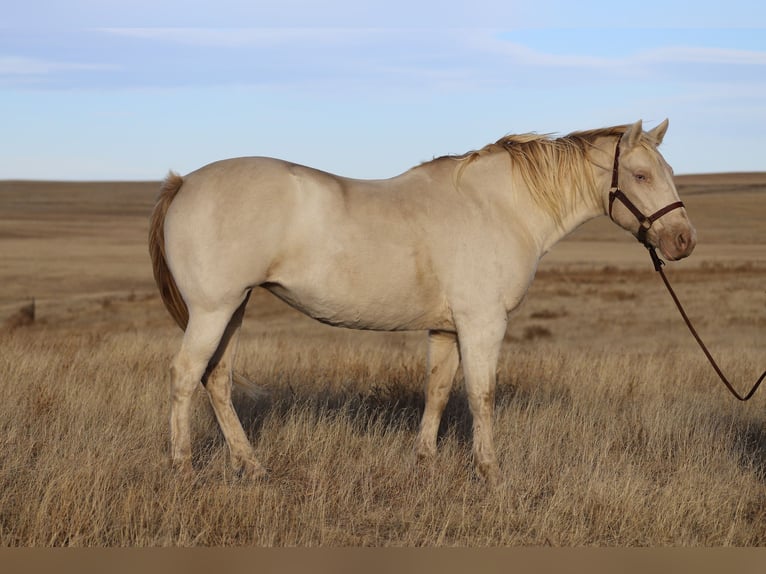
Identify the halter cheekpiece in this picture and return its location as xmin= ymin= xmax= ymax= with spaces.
xmin=607 ymin=140 xmax=685 ymax=247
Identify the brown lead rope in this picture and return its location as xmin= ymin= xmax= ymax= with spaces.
xmin=647 ymin=247 xmax=766 ymax=401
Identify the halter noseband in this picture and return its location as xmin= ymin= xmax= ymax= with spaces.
xmin=608 ymin=141 xmax=685 ymax=247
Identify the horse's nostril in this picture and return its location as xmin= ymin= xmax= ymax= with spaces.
xmin=676 ymin=231 xmax=688 ymax=251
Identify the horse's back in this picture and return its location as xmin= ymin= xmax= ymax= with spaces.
xmin=166 ymin=156 xmax=347 ymax=241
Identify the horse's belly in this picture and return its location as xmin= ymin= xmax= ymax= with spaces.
xmin=263 ymin=277 xmax=452 ymax=332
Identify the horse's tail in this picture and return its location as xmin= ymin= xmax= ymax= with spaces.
xmin=148 ymin=172 xmax=269 ymax=399
xmin=149 ymin=171 xmax=189 ymax=330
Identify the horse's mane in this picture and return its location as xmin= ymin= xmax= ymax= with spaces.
xmin=429 ymin=125 xmax=636 ymax=225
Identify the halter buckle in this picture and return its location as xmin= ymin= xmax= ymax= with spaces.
xmin=639 ymin=218 xmax=652 ymax=231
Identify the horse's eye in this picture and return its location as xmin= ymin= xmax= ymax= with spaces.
xmin=634 ymin=173 xmax=648 ymax=183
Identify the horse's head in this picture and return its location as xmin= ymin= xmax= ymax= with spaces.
xmin=606 ymin=119 xmax=696 ymax=261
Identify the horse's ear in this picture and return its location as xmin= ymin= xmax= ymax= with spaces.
xmin=647 ymin=118 xmax=669 ymax=146
xmin=621 ymin=119 xmax=643 ymax=150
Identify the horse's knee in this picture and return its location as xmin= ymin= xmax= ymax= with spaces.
xmin=170 ymin=353 xmax=200 ymax=399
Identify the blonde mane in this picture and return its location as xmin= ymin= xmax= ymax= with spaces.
xmin=432 ymin=125 xmax=638 ymax=225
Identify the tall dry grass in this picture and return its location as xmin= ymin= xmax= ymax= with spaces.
xmin=1 ymin=320 xmax=764 ymax=546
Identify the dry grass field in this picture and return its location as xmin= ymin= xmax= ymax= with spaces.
xmin=0 ymin=173 xmax=765 ymax=546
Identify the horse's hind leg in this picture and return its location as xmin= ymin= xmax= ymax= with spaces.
xmin=415 ymin=330 xmax=460 ymax=460
xmin=169 ymin=297 xmax=249 ymax=474
xmin=203 ymin=293 xmax=267 ymax=479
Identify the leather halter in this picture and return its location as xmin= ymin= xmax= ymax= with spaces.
xmin=607 ymin=141 xmax=685 ymax=247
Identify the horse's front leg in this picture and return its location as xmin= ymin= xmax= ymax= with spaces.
xmin=455 ymin=312 xmax=508 ymax=486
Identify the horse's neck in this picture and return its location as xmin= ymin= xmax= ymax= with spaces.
xmin=536 ymin=182 xmax=606 ymax=254
xmin=410 ymin=142 xmax=611 ymax=256
xmin=493 ymin=151 xmax=609 ymax=257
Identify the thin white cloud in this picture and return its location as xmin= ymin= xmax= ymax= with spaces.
xmin=0 ymin=56 xmax=114 ymax=75
xmin=482 ymin=34 xmax=766 ymax=69
xmin=100 ymin=27 xmax=386 ymax=47
xmin=638 ymin=45 xmax=766 ymax=66
xmin=100 ymin=27 xmax=766 ymax=69
xmin=9 ymin=28 xmax=766 ymax=95
xmin=472 ymin=36 xmax=616 ymax=68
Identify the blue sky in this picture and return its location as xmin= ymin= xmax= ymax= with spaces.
xmin=2 ymin=1 xmax=765 ymax=179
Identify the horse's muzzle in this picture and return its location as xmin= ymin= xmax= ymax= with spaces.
xmin=658 ymin=226 xmax=697 ymax=261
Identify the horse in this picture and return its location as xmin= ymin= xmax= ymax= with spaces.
xmin=148 ymin=119 xmax=696 ymax=485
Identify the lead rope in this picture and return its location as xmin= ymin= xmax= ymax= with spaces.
xmin=647 ymin=246 xmax=766 ymax=401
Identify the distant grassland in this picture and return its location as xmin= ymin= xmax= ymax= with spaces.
xmin=0 ymin=174 xmax=764 ymax=545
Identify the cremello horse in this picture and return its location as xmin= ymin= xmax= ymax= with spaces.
xmin=149 ymin=119 xmax=696 ymax=484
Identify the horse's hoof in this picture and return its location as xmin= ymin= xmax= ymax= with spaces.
xmin=476 ymin=462 xmax=502 ymax=489
xmin=235 ymin=459 xmax=269 ymax=482
xmin=171 ymin=458 xmax=194 ymax=477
